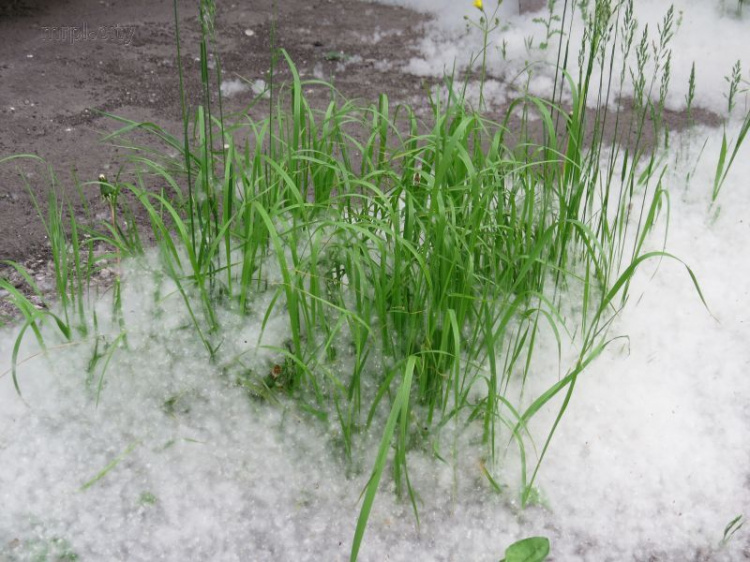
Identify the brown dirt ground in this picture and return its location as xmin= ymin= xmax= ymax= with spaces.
xmin=0 ymin=0 xmax=438 ymax=317
xmin=0 ymin=0 xmax=428 ymax=260
xmin=0 ymin=0 xmax=718 ymax=319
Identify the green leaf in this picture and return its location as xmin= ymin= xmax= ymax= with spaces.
xmin=350 ymin=357 xmax=416 ymax=562
xmin=721 ymin=514 xmax=743 ymax=546
xmin=501 ymin=536 xmax=550 ymax=562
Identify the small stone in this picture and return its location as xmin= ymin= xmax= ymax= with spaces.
xmin=244 ymin=29 xmax=255 ymax=37
xmin=0 ymin=289 xmax=9 ymax=299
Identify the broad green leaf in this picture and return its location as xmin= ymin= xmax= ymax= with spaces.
xmin=501 ymin=536 xmax=550 ymax=562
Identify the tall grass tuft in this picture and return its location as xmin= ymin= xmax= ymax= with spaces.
xmin=97 ymin=0 xmax=697 ymax=526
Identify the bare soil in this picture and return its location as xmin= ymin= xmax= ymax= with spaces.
xmin=0 ymin=0 xmax=718 ymax=320
xmin=0 ymin=0 xmax=432 ymax=262
xmin=0 ymin=0 xmax=439 ymax=317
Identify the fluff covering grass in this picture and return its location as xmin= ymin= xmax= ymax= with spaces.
xmin=3 ymin=0 xmax=748 ymax=559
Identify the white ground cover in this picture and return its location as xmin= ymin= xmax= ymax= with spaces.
xmin=2 ymin=1 xmax=750 ymax=560
xmin=2 ymin=126 xmax=748 ymax=561
xmin=372 ymin=0 xmax=749 ymax=115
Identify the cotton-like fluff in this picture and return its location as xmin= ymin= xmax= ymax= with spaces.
xmin=371 ymin=0 xmax=749 ymax=116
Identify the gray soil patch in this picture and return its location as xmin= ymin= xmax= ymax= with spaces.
xmin=0 ymin=0 xmax=720 ymax=321
xmin=0 ymin=0 xmax=433 ymax=318
xmin=0 ymin=0 xmax=428 ymax=263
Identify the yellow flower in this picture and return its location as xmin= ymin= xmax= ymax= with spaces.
xmin=473 ymin=0 xmax=483 ymax=9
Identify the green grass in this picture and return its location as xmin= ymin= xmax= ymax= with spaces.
xmin=2 ymin=0 xmax=748 ymax=559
